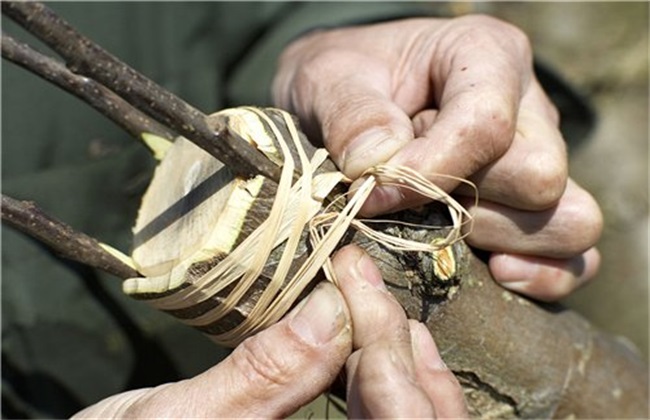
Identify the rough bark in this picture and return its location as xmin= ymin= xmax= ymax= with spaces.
xmin=355 ymin=230 xmax=648 ymax=418
xmin=1 ymin=195 xmax=139 ymax=280
xmin=127 ymin=109 xmax=648 ymax=417
xmin=2 ymin=3 xmax=647 ymax=417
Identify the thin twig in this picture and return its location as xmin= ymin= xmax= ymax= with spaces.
xmin=2 ymin=32 xmax=176 ymax=141
xmin=2 ymin=1 xmax=281 ymax=182
xmin=1 ymin=194 xmax=139 ymax=279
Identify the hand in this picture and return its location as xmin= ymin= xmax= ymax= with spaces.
xmin=333 ymin=245 xmax=467 ymax=418
xmin=73 ymin=245 xmax=466 ymax=418
xmin=273 ymin=15 xmax=603 ymax=301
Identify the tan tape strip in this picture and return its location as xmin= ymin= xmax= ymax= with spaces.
xmin=138 ymin=107 xmax=475 ymax=347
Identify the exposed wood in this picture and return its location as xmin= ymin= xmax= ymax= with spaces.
xmin=129 ymin=107 xmax=649 ymax=417
xmin=128 ymin=108 xmax=337 ymax=338
xmin=1 ymin=3 xmax=646 ymax=415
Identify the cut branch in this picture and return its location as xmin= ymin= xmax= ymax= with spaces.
xmin=1 ymin=194 xmax=139 ymax=279
xmin=2 ymin=32 xmax=175 ymax=141
xmin=1 ymin=1 xmax=281 ymax=182
xmin=2 ymin=3 xmax=646 ymax=417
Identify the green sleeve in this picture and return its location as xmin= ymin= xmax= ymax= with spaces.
xmin=227 ymin=2 xmax=441 ymax=105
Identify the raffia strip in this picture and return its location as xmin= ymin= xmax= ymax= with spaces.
xmin=145 ymin=107 xmax=476 ymax=347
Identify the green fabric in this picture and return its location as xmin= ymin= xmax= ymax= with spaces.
xmin=1 ymin=2 xmax=433 ymax=418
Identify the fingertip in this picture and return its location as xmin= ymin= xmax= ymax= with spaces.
xmin=490 ymin=250 xmax=601 ymax=301
xmin=339 ymin=125 xmax=411 ymax=179
xmin=409 ymin=321 xmax=469 ymax=418
xmin=355 ymin=180 xmax=433 ymax=218
xmin=332 ymin=244 xmax=385 ymax=290
xmin=287 ymin=282 xmax=349 ymax=346
xmin=357 ymin=184 xmax=405 ymax=217
xmin=409 ymin=320 xmax=447 ymax=372
xmin=212 ymin=285 xmax=351 ymax=417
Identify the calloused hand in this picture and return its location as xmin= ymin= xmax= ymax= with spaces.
xmin=273 ymin=15 xmax=603 ymax=301
xmin=73 ymin=245 xmax=466 ymax=419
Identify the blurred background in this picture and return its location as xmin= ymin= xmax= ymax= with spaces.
xmin=474 ymin=2 xmax=649 ymax=362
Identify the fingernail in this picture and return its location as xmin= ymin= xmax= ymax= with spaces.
xmin=491 ymin=254 xmax=527 ymax=282
xmin=289 ymin=283 xmax=346 ymax=346
xmin=412 ymin=323 xmax=447 ymax=372
xmin=500 ymin=280 xmax=530 ymax=292
xmin=342 ymin=128 xmax=403 ymax=179
xmin=360 ymin=185 xmax=403 ymax=217
xmin=355 ymin=251 xmax=387 ymax=290
xmin=490 ymin=253 xmax=544 ymax=292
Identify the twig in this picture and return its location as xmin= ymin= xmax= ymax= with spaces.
xmin=2 ymin=32 xmax=175 ymax=141
xmin=1 ymin=1 xmax=281 ymax=182
xmin=1 ymin=194 xmax=139 ymax=279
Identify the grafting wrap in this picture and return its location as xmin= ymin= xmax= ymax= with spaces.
xmin=125 ymin=107 xmax=475 ymax=347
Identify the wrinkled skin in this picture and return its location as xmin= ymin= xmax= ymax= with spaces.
xmin=274 ymin=16 xmax=603 ymax=301
xmin=74 ymin=246 xmax=467 ymax=418
xmin=75 ymin=15 xmax=604 ymax=418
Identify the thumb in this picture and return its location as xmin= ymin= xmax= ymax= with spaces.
xmin=319 ymin=84 xmax=414 ymax=180
xmin=74 ymin=283 xmax=351 ymax=419
xmin=274 ymin=49 xmax=414 ymax=180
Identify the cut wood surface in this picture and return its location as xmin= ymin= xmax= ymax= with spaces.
xmin=3 ymin=3 xmax=646 ymax=416
xmin=129 ymin=107 xmax=649 ymax=418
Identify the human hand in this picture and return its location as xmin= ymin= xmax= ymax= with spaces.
xmin=333 ymin=244 xmax=467 ymax=418
xmin=273 ymin=15 xmax=603 ymax=301
xmin=73 ymin=245 xmax=466 ymax=418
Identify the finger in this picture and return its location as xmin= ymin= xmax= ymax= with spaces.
xmin=409 ymin=320 xmax=469 ymax=418
xmin=345 ymin=340 xmax=436 ymax=419
xmin=361 ymin=16 xmax=534 ymax=216
xmin=276 ymin=47 xmax=415 ymax=179
xmin=408 ymin=89 xmax=565 ymax=212
xmin=104 ymin=283 xmax=352 ymax=418
xmin=454 ymin=80 xmax=568 ymax=211
xmin=332 ymin=244 xmax=411 ymax=349
xmin=460 ymin=179 xmax=603 ymax=259
xmin=490 ymin=247 xmax=601 ymax=302
xmin=332 ymin=245 xmax=435 ymax=418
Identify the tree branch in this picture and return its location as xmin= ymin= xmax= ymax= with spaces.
xmin=2 ymin=32 xmax=175 ymax=141
xmin=1 ymin=1 xmax=281 ymax=182
xmin=1 ymin=194 xmax=139 ymax=279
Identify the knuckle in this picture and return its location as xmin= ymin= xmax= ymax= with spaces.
xmin=457 ymin=14 xmax=532 ymax=58
xmin=520 ymin=151 xmax=568 ymax=209
xmin=231 ymin=334 xmax=295 ymax=390
xmin=454 ymin=100 xmax=515 ymax=169
xmin=558 ymin=190 xmax=604 ymax=254
xmin=476 ymin=98 xmax=516 ymax=143
xmin=278 ymin=47 xmax=347 ymax=114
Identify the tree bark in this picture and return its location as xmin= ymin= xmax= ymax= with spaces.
xmin=2 ymin=3 xmax=647 ymax=416
xmin=1 ymin=195 xmax=139 ymax=280
xmin=128 ymin=108 xmax=648 ymax=418
xmin=360 ymin=232 xmax=648 ymax=417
